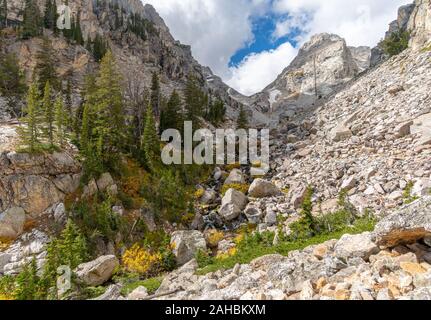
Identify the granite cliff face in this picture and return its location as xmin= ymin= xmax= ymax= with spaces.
xmin=241 ymin=34 xmax=369 ymax=127
xmin=1 ymin=0 xmax=244 ymax=121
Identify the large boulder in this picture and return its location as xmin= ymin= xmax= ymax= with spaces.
xmin=170 ymin=231 xmax=207 ymax=266
xmin=248 ymin=179 xmax=282 ymax=198
xmin=224 ymin=169 xmax=246 ymax=185
xmin=0 ymin=207 xmax=26 ymax=239
xmin=219 ymin=189 xmax=248 ymax=221
xmin=290 ymin=184 xmax=308 ymax=209
xmin=75 ymin=255 xmax=119 ymax=286
xmin=375 ymin=196 xmax=431 ymax=248
xmin=334 ymin=232 xmax=379 ymax=261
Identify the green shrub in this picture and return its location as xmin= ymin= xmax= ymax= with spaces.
xmin=195 ymin=249 xmax=214 ymax=268
xmin=403 ymin=181 xmax=419 ymax=204
xmin=381 ymin=30 xmax=410 ymax=57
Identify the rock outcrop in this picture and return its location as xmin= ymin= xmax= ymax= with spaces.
xmin=244 ymin=33 xmax=365 ymax=127
xmin=75 ymin=255 xmax=119 ymax=286
xmin=0 ymin=126 xmax=81 ymax=217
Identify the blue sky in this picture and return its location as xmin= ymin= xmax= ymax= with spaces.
xmin=144 ymin=0 xmax=411 ymax=96
xmin=229 ymin=14 xmax=300 ymax=68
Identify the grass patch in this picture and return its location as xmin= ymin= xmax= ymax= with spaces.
xmin=221 ymin=183 xmax=250 ymax=196
xmin=196 ymin=216 xmax=375 ymax=275
xmin=118 ymin=275 xmax=164 ymax=296
xmin=403 ymin=181 xmax=419 ymax=204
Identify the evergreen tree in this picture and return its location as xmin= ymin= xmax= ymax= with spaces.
xmin=41 ymin=219 xmax=88 ymax=296
xmin=42 ymin=81 xmax=55 ymax=147
xmin=141 ymin=103 xmax=160 ymax=169
xmin=22 ymin=0 xmax=42 ymax=39
xmin=54 ymin=96 xmax=67 ymax=146
xmin=150 ymin=71 xmax=160 ymax=117
xmin=80 ymin=103 xmax=90 ymax=152
xmin=80 ymin=51 xmax=124 ymax=173
xmin=92 ymin=34 xmax=107 ymax=62
xmin=14 ymin=258 xmax=42 ymax=300
xmin=35 ymin=37 xmax=58 ymax=91
xmin=43 ymin=0 xmax=57 ymax=32
xmin=159 ymin=89 xmax=182 ymax=133
xmin=85 ymin=35 xmax=92 ymax=52
xmin=301 ymin=186 xmax=316 ymax=234
xmin=73 ymin=11 xmax=84 ymax=45
xmin=0 ymin=0 xmax=7 ymax=28
xmin=64 ymin=79 xmax=73 ymax=129
xmin=18 ymin=83 xmax=41 ymax=152
xmin=206 ymin=97 xmax=225 ymax=126
xmin=0 ymin=52 xmax=26 ymax=116
xmin=184 ymin=75 xmax=206 ymax=125
xmin=236 ymin=106 xmax=249 ymax=129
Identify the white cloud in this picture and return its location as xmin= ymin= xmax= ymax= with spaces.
xmin=143 ymin=0 xmax=271 ymax=80
xmin=143 ymin=0 xmax=413 ymax=96
xmin=272 ymin=0 xmax=413 ymax=47
xmin=227 ymin=42 xmax=298 ymax=96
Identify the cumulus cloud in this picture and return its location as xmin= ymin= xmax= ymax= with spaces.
xmin=143 ymin=0 xmax=412 ymax=96
xmin=272 ymin=0 xmax=412 ymax=47
xmin=227 ymin=42 xmax=298 ymax=96
xmin=143 ymin=0 xmax=271 ymax=79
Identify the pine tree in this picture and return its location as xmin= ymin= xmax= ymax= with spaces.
xmin=14 ymin=258 xmax=41 ymax=300
xmin=160 ymin=89 xmax=182 ymax=133
xmin=92 ymin=34 xmax=107 ymax=62
xmin=150 ymin=71 xmax=160 ymax=117
xmin=80 ymin=51 xmax=124 ymax=172
xmin=22 ymin=0 xmax=42 ymax=39
xmin=74 ymin=11 xmax=84 ymax=45
xmin=42 ymin=81 xmax=55 ymax=147
xmin=54 ymin=96 xmax=67 ymax=146
xmin=184 ymin=75 xmax=206 ymax=125
xmin=43 ymin=0 xmax=57 ymax=31
xmin=18 ymin=83 xmax=41 ymax=152
xmin=0 ymin=52 xmax=26 ymax=116
xmin=35 ymin=37 xmax=58 ymax=91
xmin=0 ymin=0 xmax=7 ymax=28
xmin=300 ymin=186 xmax=316 ymax=234
xmin=141 ymin=103 xmax=160 ymax=169
xmin=64 ymin=79 xmax=73 ymax=130
xmin=236 ymin=106 xmax=249 ymax=129
xmin=80 ymin=103 xmax=90 ymax=152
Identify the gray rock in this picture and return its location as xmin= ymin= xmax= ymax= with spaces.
xmin=127 ymin=286 xmax=149 ymax=300
xmin=334 ymin=232 xmax=379 ymax=261
xmin=170 ymin=230 xmax=207 ymax=265
xmin=219 ymin=189 xmax=248 ymax=221
xmin=75 ymin=255 xmax=119 ymax=286
xmin=224 ymin=169 xmax=245 ymax=185
xmin=244 ymin=203 xmax=263 ymax=224
xmin=248 ymin=179 xmax=281 ymax=198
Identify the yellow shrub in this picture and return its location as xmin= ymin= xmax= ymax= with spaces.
xmin=0 ymin=294 xmax=14 ymax=300
xmin=206 ymin=230 xmax=224 ymax=248
xmin=234 ymin=233 xmax=245 ymax=245
xmin=194 ymin=188 xmax=205 ymax=199
xmin=221 ymin=183 xmax=250 ymax=195
xmin=216 ymin=247 xmax=238 ymax=261
xmin=122 ymin=244 xmax=162 ymax=276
